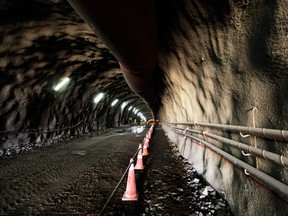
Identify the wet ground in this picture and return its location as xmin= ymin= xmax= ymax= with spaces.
xmin=0 ymin=125 xmax=232 ymax=215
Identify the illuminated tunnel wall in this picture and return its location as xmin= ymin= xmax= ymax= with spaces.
xmin=156 ymin=0 xmax=288 ymax=215
xmin=0 ymin=0 xmax=288 ymax=215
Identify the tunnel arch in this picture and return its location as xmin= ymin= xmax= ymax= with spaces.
xmin=0 ymin=0 xmax=288 ymax=215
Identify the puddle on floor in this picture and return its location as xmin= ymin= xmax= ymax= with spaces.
xmin=71 ymin=150 xmax=87 ymax=156
xmin=130 ymin=126 xmax=145 ymax=134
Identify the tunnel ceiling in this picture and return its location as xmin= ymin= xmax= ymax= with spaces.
xmin=1 ymin=0 xmax=288 ymax=215
xmin=0 ymin=0 xmax=152 ymax=138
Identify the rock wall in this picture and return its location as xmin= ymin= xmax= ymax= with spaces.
xmin=0 ymin=0 xmax=288 ymax=215
xmin=0 ymin=0 xmax=149 ymax=157
xmin=157 ymin=0 xmax=288 ymax=215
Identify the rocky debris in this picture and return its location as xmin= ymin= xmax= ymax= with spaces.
xmin=142 ymin=165 xmax=232 ymax=216
xmin=141 ymin=128 xmax=233 ymax=216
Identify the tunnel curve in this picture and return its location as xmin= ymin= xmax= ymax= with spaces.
xmin=0 ymin=0 xmax=288 ymax=215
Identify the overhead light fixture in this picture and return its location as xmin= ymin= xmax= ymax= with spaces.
xmin=94 ymin=92 xmax=105 ymax=103
xmin=54 ymin=77 xmax=70 ymax=91
xmin=121 ymin=101 xmax=128 ymax=110
xmin=111 ymin=99 xmax=119 ymax=107
xmin=134 ymin=109 xmax=138 ymax=114
xmin=128 ymin=106 xmax=133 ymax=111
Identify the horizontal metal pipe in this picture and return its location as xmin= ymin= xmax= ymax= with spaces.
xmin=170 ymin=122 xmax=288 ymax=142
xmin=170 ymin=127 xmax=288 ymax=201
xmin=169 ymin=124 xmax=288 ymax=168
xmin=206 ymin=132 xmax=288 ymax=168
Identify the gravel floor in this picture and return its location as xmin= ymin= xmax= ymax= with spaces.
xmin=0 ymin=125 xmax=233 ymax=215
xmin=139 ymin=127 xmax=232 ymax=216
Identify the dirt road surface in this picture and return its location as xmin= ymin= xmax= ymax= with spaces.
xmin=0 ymin=126 xmax=232 ymax=215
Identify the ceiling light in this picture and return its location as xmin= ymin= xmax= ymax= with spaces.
xmin=121 ymin=101 xmax=128 ymax=110
xmin=94 ymin=92 xmax=105 ymax=103
xmin=54 ymin=77 xmax=70 ymax=91
xmin=111 ymin=99 xmax=119 ymax=107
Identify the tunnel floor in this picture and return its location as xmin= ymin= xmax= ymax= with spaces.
xmin=0 ymin=126 xmax=232 ymax=215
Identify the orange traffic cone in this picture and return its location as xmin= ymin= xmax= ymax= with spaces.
xmin=142 ymin=143 xmax=149 ymax=156
xmin=144 ymin=137 xmax=150 ymax=147
xmin=135 ymin=146 xmax=144 ymax=170
xmin=146 ymin=131 xmax=151 ymax=139
xmin=136 ymin=143 xmax=143 ymax=155
xmin=122 ymin=159 xmax=138 ymax=201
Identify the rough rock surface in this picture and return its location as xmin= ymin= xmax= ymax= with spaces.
xmin=0 ymin=0 xmax=150 ymax=156
xmin=157 ymin=0 xmax=288 ymax=215
xmin=0 ymin=0 xmax=288 ymax=215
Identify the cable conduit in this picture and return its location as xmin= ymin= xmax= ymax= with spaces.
xmin=168 ymin=124 xmax=288 ymax=168
xmin=169 ymin=121 xmax=288 ymax=142
xmin=168 ymin=126 xmax=288 ymax=202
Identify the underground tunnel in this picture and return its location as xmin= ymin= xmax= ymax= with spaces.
xmin=0 ymin=0 xmax=288 ymax=215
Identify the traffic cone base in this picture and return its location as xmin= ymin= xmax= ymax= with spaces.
xmin=122 ymin=192 xmax=138 ymax=201
xmin=122 ymin=160 xmax=138 ymax=201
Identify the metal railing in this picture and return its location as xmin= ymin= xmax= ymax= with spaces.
xmin=165 ymin=121 xmax=288 ymax=202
